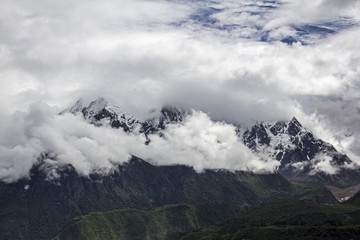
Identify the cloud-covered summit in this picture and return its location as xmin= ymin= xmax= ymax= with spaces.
xmin=1 ymin=96 xmax=357 ymax=184
xmin=0 ymin=99 xmax=280 ymax=183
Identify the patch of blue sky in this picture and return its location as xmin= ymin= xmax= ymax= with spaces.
xmin=282 ymin=17 xmax=358 ymax=45
xmin=189 ymin=7 xmax=222 ymax=27
xmin=170 ymin=0 xmax=357 ymax=45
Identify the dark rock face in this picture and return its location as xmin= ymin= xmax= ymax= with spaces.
xmin=287 ymin=117 xmax=303 ymax=136
xmin=243 ymin=123 xmax=270 ymax=150
xmin=269 ymin=121 xmax=287 ymax=136
xmin=79 ymin=98 xmax=142 ymax=132
xmin=159 ymin=106 xmax=184 ymax=125
xmin=65 ymin=98 xmax=186 ymax=135
xmin=141 ymin=106 xmax=185 ymax=135
xmin=241 ymin=118 xmax=359 ymax=186
xmin=64 ymin=98 xmax=359 ymax=186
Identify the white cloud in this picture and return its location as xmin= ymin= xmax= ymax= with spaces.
xmin=265 ymin=0 xmax=360 ymax=30
xmin=0 ymin=104 xmax=277 ymax=182
xmin=310 ymin=153 xmax=342 ymax=175
xmin=144 ymin=111 xmax=279 ymax=172
xmin=0 ymin=0 xmax=360 ymax=180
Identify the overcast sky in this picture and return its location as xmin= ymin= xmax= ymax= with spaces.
xmin=1 ymin=0 xmax=360 ymax=181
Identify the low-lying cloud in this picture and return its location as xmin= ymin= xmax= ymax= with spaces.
xmin=0 ymin=103 xmax=278 ymax=183
xmin=145 ymin=111 xmax=279 ymax=172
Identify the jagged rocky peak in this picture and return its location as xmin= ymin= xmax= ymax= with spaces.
xmin=153 ymin=105 xmax=186 ymax=130
xmin=241 ymin=116 xmax=354 ymax=179
xmin=287 ymin=117 xmax=303 ymax=136
xmin=65 ymin=97 xmax=107 ymax=116
xmin=65 ymin=97 xmax=141 ymax=131
xmin=243 ymin=122 xmax=270 ymax=150
xmin=64 ymin=98 xmax=188 ymax=134
xmin=268 ymin=117 xmax=303 ymax=136
xmin=85 ymin=97 xmax=108 ymax=115
xmin=67 ymin=98 xmax=86 ymax=114
xmin=160 ymin=105 xmax=186 ymax=124
xmin=269 ymin=120 xmax=287 ymax=136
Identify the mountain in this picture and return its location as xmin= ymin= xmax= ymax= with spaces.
xmin=62 ymin=97 xmax=185 ymax=134
xmin=242 ymin=117 xmax=349 ymax=174
xmin=64 ymin=97 xmax=360 ymax=187
xmin=1 ymin=97 xmax=359 ymax=240
xmin=242 ymin=118 xmax=360 ymax=187
xmin=62 ymin=97 xmax=143 ymax=132
xmin=0 ymin=156 xmax=336 ymax=240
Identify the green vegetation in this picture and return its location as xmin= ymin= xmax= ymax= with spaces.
xmin=53 ymin=200 xmax=360 ymax=240
xmin=179 ymin=200 xmax=360 ymax=240
xmin=52 ymin=203 xmax=243 ymax=240
xmin=345 ymin=191 xmax=360 ymax=206
xmin=0 ymin=158 xmax=345 ymax=240
xmin=301 ymin=168 xmax=360 ymax=189
xmin=0 ymin=211 xmax=29 ymax=240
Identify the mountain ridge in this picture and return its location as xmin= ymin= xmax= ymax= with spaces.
xmin=1 ymin=97 xmax=359 ymax=240
xmin=1 ymin=156 xmax=331 ymax=240
xmin=61 ymin=97 xmax=360 ymax=187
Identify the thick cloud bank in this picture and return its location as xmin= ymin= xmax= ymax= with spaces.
xmin=0 ymin=103 xmax=277 ymax=183
xmin=1 ymin=0 xmax=360 ymax=181
xmin=146 ymin=111 xmax=278 ymax=172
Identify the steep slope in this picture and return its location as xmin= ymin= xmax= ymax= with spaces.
xmin=65 ymin=98 xmax=360 ymax=188
xmin=0 ymin=97 xmax=355 ymax=239
xmin=242 ymin=118 xmax=360 ymax=187
xmin=52 ymin=203 xmax=242 ymax=240
xmin=1 ymin=156 xmax=329 ymax=240
xmin=62 ymin=97 xmax=143 ymax=132
xmin=62 ymin=97 xmax=185 ymax=134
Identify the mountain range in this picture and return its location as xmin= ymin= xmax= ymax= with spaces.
xmin=1 ymin=97 xmax=360 ymax=240
xmin=64 ymin=97 xmax=360 ymax=187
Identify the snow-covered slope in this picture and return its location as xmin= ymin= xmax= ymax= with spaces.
xmin=63 ymin=97 xmax=358 ymax=184
xmin=63 ymin=97 xmax=186 ymax=134
xmin=63 ymin=97 xmax=143 ymax=131
xmin=241 ymin=117 xmax=354 ymax=178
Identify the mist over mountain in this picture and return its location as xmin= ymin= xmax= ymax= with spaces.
xmin=1 ymin=97 xmax=358 ymax=187
xmin=0 ymin=98 xmax=278 ymax=183
xmin=1 ymin=0 xmax=360 ymax=239
xmin=0 ymin=154 xmax=336 ymax=240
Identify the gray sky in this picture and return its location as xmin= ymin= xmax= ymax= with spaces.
xmin=1 ymin=0 xmax=360 ymax=181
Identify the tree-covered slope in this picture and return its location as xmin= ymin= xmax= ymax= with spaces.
xmin=0 ymin=157 xmax=336 ymax=240
xmin=179 ymin=200 xmax=360 ymax=240
xmin=52 ymin=203 xmax=242 ymax=240
xmin=54 ymin=199 xmax=360 ymax=240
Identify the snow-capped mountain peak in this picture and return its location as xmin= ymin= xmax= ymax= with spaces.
xmin=86 ymin=97 xmax=108 ymax=114
xmin=63 ymin=98 xmax=357 ymax=181
xmin=286 ymin=117 xmax=304 ymax=136
xmin=241 ymin=117 xmax=354 ymax=178
xmin=64 ymin=98 xmax=86 ymax=114
xmin=64 ymin=97 xmax=142 ymax=131
xmin=63 ymin=98 xmax=187 ymax=134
